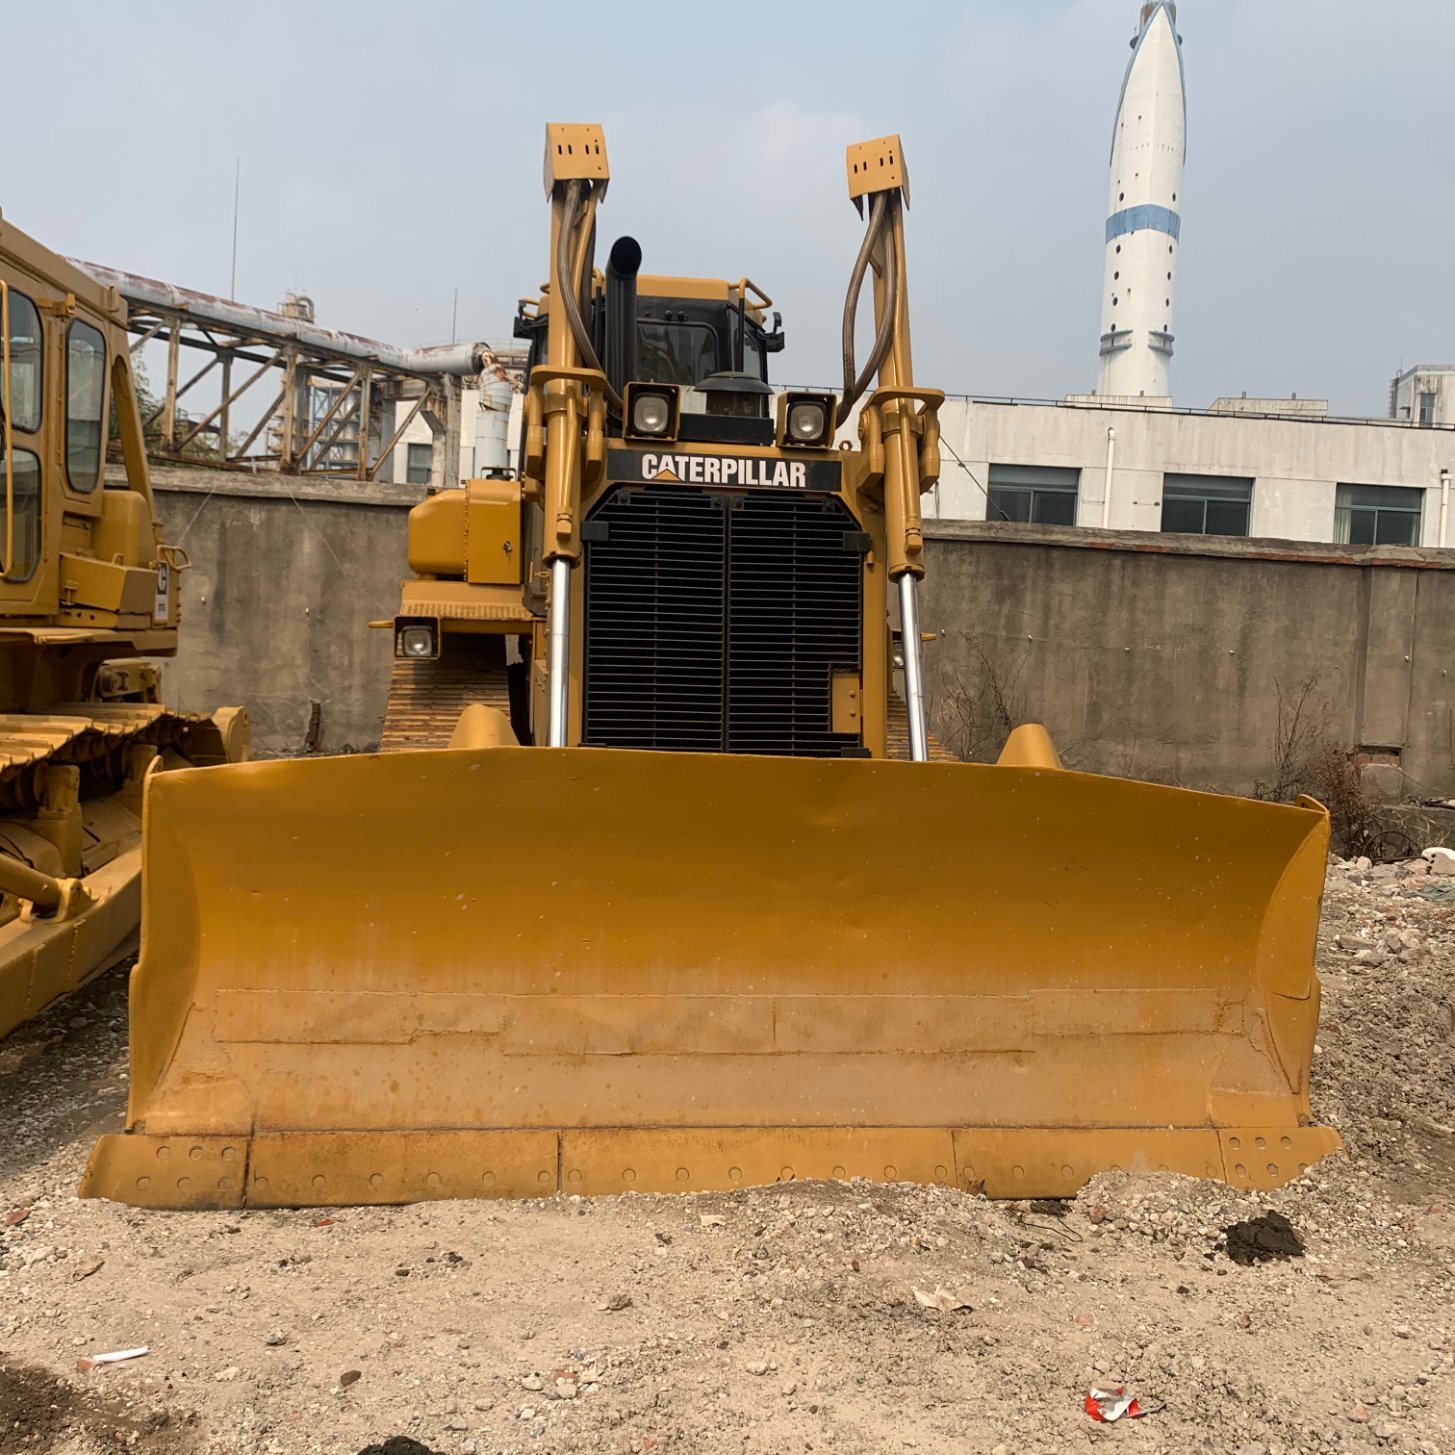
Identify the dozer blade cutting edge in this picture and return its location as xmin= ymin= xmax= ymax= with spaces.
xmin=82 ymin=733 xmax=1342 ymax=1209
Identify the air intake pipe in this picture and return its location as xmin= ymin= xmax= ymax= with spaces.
xmin=604 ymin=236 xmax=642 ymax=403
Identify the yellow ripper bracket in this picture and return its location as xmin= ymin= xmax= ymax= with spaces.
xmin=82 ymin=744 xmax=1341 ymax=1209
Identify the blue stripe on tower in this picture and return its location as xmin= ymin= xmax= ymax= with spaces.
xmin=1105 ymin=205 xmax=1181 ymax=243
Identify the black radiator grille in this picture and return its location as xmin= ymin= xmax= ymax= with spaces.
xmin=582 ymin=484 xmax=863 ymax=756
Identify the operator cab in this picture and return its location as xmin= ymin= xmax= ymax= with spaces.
xmin=514 ymin=236 xmax=787 ymax=446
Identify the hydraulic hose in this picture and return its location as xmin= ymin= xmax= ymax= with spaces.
xmin=556 ymin=181 xmax=623 ymax=414
xmin=836 ymin=192 xmax=900 ymax=426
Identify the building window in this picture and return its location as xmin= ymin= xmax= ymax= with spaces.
xmin=1161 ymin=475 xmax=1253 ymax=536
xmin=405 ymin=442 xmax=432 ymax=485
xmin=1418 ymin=391 xmax=1437 ymax=426
xmin=986 ymin=464 xmax=1079 ymax=525
xmin=1334 ymin=483 xmax=1423 ymax=546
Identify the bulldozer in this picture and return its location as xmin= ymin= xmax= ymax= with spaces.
xmin=0 ymin=212 xmax=247 ymax=1042
xmin=82 ymin=125 xmax=1339 ymax=1210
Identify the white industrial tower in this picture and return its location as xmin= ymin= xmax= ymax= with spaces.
xmin=1096 ymin=2 xmax=1186 ymax=399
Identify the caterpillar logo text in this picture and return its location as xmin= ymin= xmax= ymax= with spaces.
xmin=608 ymin=449 xmax=842 ymax=491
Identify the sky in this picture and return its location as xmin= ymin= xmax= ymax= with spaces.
xmin=6 ymin=0 xmax=1451 ymax=416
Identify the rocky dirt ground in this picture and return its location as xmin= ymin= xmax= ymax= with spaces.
xmin=1 ymin=860 xmax=1452 ymax=1455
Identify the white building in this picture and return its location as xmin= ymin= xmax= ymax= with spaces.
xmin=1390 ymin=366 xmax=1455 ymax=428
xmin=924 ymin=396 xmax=1455 ymax=548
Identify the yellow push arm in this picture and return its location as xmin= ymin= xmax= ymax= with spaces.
xmin=844 ymin=135 xmax=943 ymax=582
xmin=535 ymin=123 xmax=611 ymax=745
xmin=843 ymin=136 xmax=944 ymax=761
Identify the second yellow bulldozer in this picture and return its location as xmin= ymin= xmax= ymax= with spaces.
xmin=83 ymin=126 xmax=1339 ymax=1210
xmin=0 ymin=212 xmax=247 ymax=1042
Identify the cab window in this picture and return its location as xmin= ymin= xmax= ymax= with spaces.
xmin=4 ymin=447 xmax=42 ymax=583
xmin=2 ymin=290 xmax=43 ymax=434
xmin=637 ymin=320 xmax=718 ymax=387
xmin=66 ymin=320 xmax=106 ymax=492
xmin=743 ymin=329 xmax=765 ymax=382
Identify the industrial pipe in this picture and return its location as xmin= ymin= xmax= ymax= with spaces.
xmin=475 ymin=380 xmax=513 ymax=475
xmin=1441 ymin=468 xmax=1450 ymax=548
xmin=73 ymin=261 xmax=507 ymax=379
xmin=1102 ymin=426 xmax=1117 ymax=528
xmin=604 ymin=236 xmax=641 ymax=401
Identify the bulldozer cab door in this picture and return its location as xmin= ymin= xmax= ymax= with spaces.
xmin=0 ymin=223 xmax=117 ymax=621
xmin=0 ymin=250 xmax=57 ymax=617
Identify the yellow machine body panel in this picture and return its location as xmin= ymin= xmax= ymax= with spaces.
xmin=82 ymin=743 xmax=1339 ymax=1209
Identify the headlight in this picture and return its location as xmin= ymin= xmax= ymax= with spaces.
xmin=631 ymin=390 xmax=673 ymax=436
xmin=397 ymin=624 xmax=436 ymax=659
xmin=788 ymin=400 xmax=829 ymax=443
xmin=624 ymin=383 xmax=680 ymax=441
xmin=778 ymin=391 xmax=838 ymax=448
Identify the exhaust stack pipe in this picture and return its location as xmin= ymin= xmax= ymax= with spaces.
xmin=604 ymin=236 xmax=642 ymax=401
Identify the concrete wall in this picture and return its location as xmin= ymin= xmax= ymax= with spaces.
xmin=920 ymin=521 xmax=1455 ymax=797
xmin=125 ymin=463 xmax=1455 ymax=799
xmin=924 ymin=398 xmax=1455 ymax=544
xmin=139 ymin=466 xmax=423 ymax=756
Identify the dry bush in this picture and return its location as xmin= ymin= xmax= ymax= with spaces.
xmin=1254 ymin=676 xmax=1330 ymax=804
xmin=1253 ymin=675 xmax=1383 ymax=857
xmin=1105 ymin=736 xmax=1182 ymax=787
xmin=933 ymin=632 xmax=1029 ymax=763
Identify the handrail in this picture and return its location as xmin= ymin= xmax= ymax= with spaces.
xmin=0 ymin=280 xmax=12 ymax=578
xmin=732 ymin=277 xmax=773 ymax=312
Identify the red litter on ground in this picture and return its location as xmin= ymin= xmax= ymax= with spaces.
xmin=1085 ymin=1386 xmax=1142 ymax=1422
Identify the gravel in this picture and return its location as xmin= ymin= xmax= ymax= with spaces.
xmin=0 ymin=863 xmax=1451 ymax=1454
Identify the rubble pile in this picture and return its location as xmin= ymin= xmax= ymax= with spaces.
xmin=1316 ymin=856 xmax=1455 ymax=1174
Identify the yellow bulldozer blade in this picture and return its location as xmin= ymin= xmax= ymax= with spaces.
xmin=82 ymin=738 xmax=1341 ymax=1209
